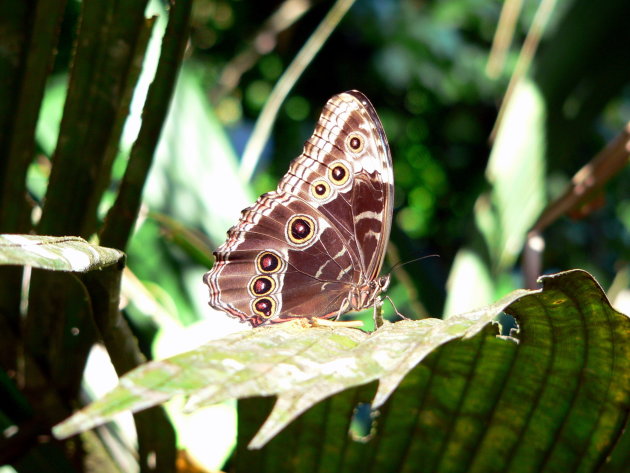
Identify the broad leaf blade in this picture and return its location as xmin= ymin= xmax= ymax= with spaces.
xmin=236 ymin=269 xmax=629 ymax=473
xmin=53 ymin=269 xmax=630 ymax=472
xmin=247 ymin=284 xmax=527 ymax=449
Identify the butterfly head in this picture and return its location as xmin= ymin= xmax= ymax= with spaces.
xmin=349 ymin=274 xmax=391 ymax=311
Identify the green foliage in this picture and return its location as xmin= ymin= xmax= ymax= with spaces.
xmin=237 ymin=272 xmax=630 ymax=473
xmin=1 ymin=0 xmax=630 ymax=472
xmin=53 ymin=270 xmax=630 ymax=471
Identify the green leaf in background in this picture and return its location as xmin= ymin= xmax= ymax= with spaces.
xmin=53 ymin=269 xmax=629 ymax=471
xmin=443 ymin=78 xmax=547 ymax=316
xmin=3 ymin=0 xmax=630 ymax=470
xmin=144 ymin=65 xmax=252 ymax=245
xmin=125 ymin=65 xmax=254 ymax=328
xmin=482 ymin=79 xmax=546 ymax=271
xmin=443 ymin=248 xmax=494 ymax=317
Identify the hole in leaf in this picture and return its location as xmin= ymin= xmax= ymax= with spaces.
xmin=349 ymin=403 xmax=378 ymax=443
xmin=497 ymin=312 xmax=518 ymax=337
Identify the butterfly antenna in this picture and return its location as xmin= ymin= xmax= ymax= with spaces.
xmin=387 ymin=254 xmax=440 ymax=273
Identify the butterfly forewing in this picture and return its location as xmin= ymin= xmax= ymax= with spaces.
xmin=204 ymin=90 xmax=393 ymax=326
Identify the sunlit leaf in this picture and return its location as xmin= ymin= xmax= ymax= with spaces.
xmin=236 ymin=268 xmax=629 ymax=472
xmin=145 ymin=65 xmax=252 ymax=244
xmin=0 ymin=234 xmax=124 ymax=272
xmin=443 ymin=247 xmax=494 ymax=317
xmin=54 ymin=269 xmax=628 ymax=466
xmin=483 ymin=79 xmax=546 ymax=270
xmin=128 ymin=66 xmax=253 ymax=327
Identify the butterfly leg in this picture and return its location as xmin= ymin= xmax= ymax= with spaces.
xmin=385 ymin=295 xmax=410 ymax=321
xmin=335 ymin=299 xmax=350 ymax=321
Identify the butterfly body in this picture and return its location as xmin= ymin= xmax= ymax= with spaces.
xmin=204 ymin=91 xmax=393 ymax=327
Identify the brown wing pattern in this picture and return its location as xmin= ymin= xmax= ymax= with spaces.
xmin=279 ymin=91 xmax=393 ymax=280
xmin=204 ymin=91 xmax=393 ymax=326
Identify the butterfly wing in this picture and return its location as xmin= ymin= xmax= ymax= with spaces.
xmin=205 ymin=191 xmax=360 ymax=326
xmin=279 ymin=90 xmax=393 ymax=281
xmin=204 ymin=91 xmax=393 ymax=326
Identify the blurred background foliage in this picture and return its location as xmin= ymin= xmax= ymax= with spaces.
xmin=30 ymin=0 xmax=630 ymax=326
xmin=1 ymin=0 xmax=630 ymax=471
xmin=149 ymin=0 xmax=630 ymax=323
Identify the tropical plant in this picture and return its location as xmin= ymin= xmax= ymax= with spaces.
xmin=1 ymin=0 xmax=629 ymax=472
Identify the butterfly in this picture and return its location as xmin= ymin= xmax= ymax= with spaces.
xmin=204 ymin=91 xmax=393 ymax=327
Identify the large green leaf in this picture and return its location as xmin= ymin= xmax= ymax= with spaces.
xmin=53 ymin=269 xmax=629 ymax=471
xmin=236 ymin=269 xmax=630 ymax=472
